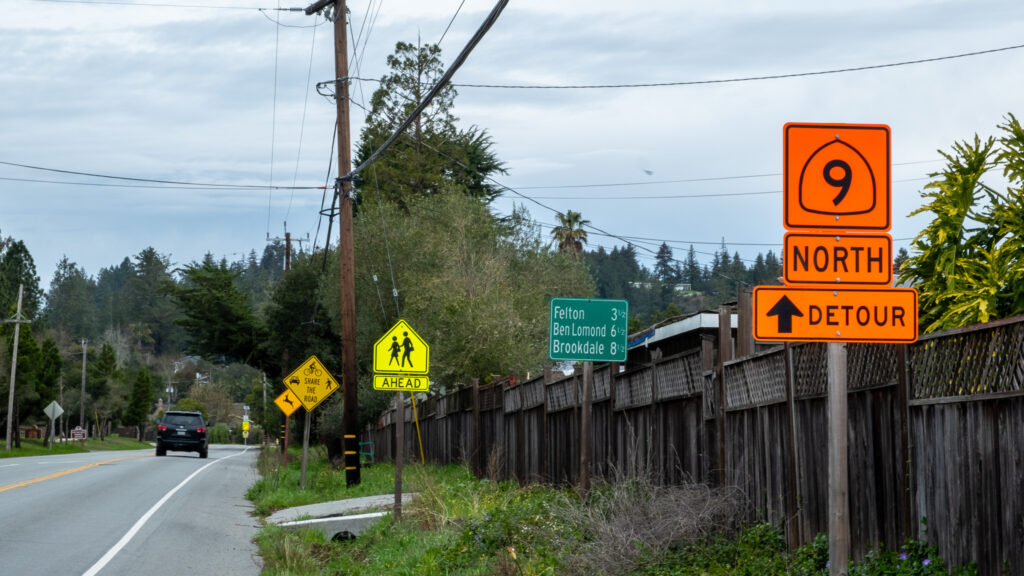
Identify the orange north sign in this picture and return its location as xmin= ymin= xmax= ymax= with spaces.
xmin=783 ymin=232 xmax=892 ymax=286
xmin=753 ymin=286 xmax=918 ymax=343
xmin=784 ymin=123 xmax=890 ymax=231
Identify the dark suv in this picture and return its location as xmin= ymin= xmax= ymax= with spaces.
xmin=156 ymin=410 xmax=208 ymax=458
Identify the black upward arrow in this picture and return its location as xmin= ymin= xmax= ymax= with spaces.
xmin=766 ymin=295 xmax=803 ymax=334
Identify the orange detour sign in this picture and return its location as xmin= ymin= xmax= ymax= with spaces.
xmin=784 ymin=123 xmax=890 ymax=231
xmin=753 ymin=286 xmax=918 ymax=343
xmin=783 ymin=232 xmax=892 ymax=286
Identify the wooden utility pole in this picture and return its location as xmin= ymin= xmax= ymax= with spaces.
xmin=80 ymin=338 xmax=87 ymax=432
xmin=333 ymin=0 xmax=361 ymax=488
xmin=268 ymin=225 xmax=309 ymax=273
xmin=4 ymin=285 xmax=29 ymax=452
xmin=305 ymin=0 xmax=360 ymax=486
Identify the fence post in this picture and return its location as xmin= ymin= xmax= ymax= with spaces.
xmin=517 ymin=380 xmax=525 ymax=482
xmin=649 ymin=348 xmax=662 ymax=483
xmin=542 ymin=367 xmax=553 ymax=482
xmin=609 ymin=362 xmax=619 ymax=478
xmin=717 ymin=305 xmax=733 ymax=487
xmin=472 ymin=378 xmax=481 ymax=477
xmin=896 ymin=344 xmax=912 ymax=540
xmin=737 ymin=287 xmax=754 ymax=358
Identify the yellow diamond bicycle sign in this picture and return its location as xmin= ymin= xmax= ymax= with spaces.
xmin=283 ymin=355 xmax=340 ymax=411
xmin=373 ymin=320 xmax=429 ymax=375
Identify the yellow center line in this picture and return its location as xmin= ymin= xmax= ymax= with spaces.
xmin=0 ymin=454 xmax=151 ymax=493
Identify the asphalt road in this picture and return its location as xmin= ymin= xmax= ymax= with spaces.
xmin=0 ymin=445 xmax=263 ymax=576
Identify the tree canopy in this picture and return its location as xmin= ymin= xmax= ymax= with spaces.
xmin=899 ymin=114 xmax=1024 ymax=331
xmin=355 ymin=41 xmax=506 ymax=208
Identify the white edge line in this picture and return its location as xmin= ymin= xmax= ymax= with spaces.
xmin=81 ymin=448 xmax=250 ymax=576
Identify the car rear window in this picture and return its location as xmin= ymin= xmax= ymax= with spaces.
xmin=164 ymin=414 xmax=202 ymax=427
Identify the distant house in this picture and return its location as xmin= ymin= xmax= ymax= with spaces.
xmin=628 ymin=281 xmax=695 ymax=292
xmin=625 ymin=310 xmax=737 ymax=368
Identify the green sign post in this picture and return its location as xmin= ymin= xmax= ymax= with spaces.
xmin=548 ymin=297 xmax=629 ymax=362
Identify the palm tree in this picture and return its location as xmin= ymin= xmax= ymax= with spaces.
xmin=551 ymin=210 xmax=590 ymax=257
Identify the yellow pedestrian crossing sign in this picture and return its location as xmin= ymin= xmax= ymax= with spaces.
xmin=373 ymin=320 xmax=429 ymax=375
xmin=283 ymin=355 xmax=340 ymax=411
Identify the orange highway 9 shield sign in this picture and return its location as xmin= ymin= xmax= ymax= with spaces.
xmin=784 ymin=123 xmax=890 ymax=231
xmin=753 ymin=286 xmax=917 ymax=343
xmin=783 ymin=232 xmax=892 ymax=286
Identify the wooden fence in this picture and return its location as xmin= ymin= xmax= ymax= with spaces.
xmin=365 ymin=314 xmax=1024 ymax=575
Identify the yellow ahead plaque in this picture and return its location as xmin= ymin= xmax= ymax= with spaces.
xmin=373 ymin=374 xmax=429 ymax=392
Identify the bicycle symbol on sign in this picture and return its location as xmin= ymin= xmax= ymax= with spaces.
xmin=303 ymin=362 xmax=323 ymax=377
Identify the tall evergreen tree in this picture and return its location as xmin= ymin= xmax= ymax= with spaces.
xmin=126 ymin=367 xmax=155 ymax=440
xmin=355 ymin=41 xmax=506 ymax=208
xmin=0 ymin=240 xmax=42 ymax=318
xmin=44 ymin=256 xmax=97 ymax=343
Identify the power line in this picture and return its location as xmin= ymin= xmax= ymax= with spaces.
xmin=266 ymin=0 xmax=282 ymax=238
xmin=437 ymin=0 xmax=466 ymax=46
xmin=0 ymin=160 xmax=319 ymax=189
xmin=343 ymin=0 xmax=509 ymax=181
xmin=34 ymin=0 xmax=293 ymax=9
xmin=286 ymin=11 xmax=322 ymax=223
xmin=509 ymin=160 xmax=940 ymax=191
xmin=0 ymin=176 xmax=320 ymax=190
xmin=453 ymin=42 xmax=1024 ymax=89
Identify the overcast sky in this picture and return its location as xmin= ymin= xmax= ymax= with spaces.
xmin=3 ymin=0 xmax=1023 ymax=292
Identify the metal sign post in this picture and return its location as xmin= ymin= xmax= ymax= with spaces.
xmin=828 ymin=342 xmax=849 ymax=575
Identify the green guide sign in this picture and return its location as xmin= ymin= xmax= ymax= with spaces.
xmin=549 ymin=298 xmax=629 ymax=362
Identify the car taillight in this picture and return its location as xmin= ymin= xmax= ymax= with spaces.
xmin=196 ymin=427 xmax=206 ymax=433
xmin=158 ymin=425 xmax=167 ymax=431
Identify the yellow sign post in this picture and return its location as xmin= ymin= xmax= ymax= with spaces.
xmin=283 ymin=355 xmax=340 ymax=411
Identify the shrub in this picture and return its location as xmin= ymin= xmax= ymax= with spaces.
xmin=209 ymin=423 xmax=230 ymax=444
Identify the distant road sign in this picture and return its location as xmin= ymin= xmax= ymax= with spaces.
xmin=549 ymin=298 xmax=628 ymax=362
xmin=373 ymin=374 xmax=429 ymax=392
xmin=784 ymin=123 xmax=890 ymax=231
xmin=783 ymin=232 xmax=892 ymax=286
xmin=753 ymin=286 xmax=917 ymax=343
xmin=44 ymin=400 xmax=64 ymax=421
xmin=273 ymin=389 xmax=301 ymax=417
xmin=373 ymin=320 xmax=429 ymax=376
xmin=283 ymin=355 xmax=340 ymax=411
xmin=71 ymin=426 xmax=86 ymax=440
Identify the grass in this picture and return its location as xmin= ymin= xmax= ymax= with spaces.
xmin=249 ymin=448 xmax=980 ymax=576
xmin=0 ymin=434 xmax=152 ymax=458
